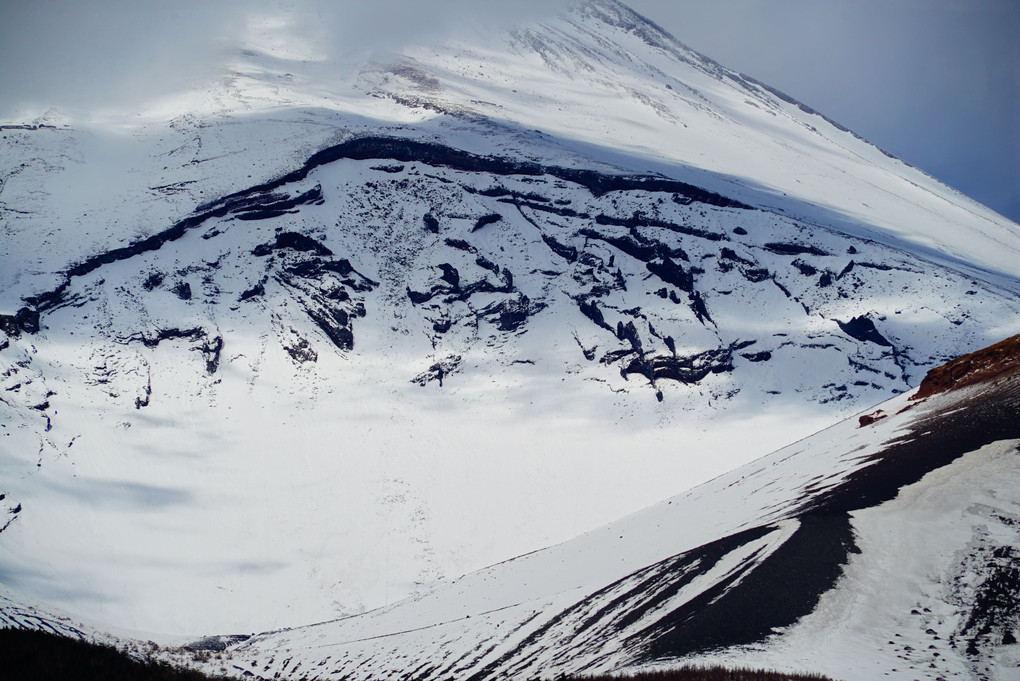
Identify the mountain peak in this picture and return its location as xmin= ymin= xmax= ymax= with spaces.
xmin=569 ymin=0 xmax=681 ymax=48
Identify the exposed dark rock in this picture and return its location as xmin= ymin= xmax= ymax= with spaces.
xmin=817 ymin=271 xmax=833 ymax=288
xmin=477 ymin=185 xmax=510 ymax=197
xmin=837 ymin=316 xmax=892 ymax=347
xmin=0 ymin=307 xmax=39 ymax=336
xmin=412 ymin=355 xmax=462 ymax=387
xmin=541 ymin=234 xmax=578 ymax=262
xmin=740 ymin=351 xmax=772 ymax=363
xmin=121 ymin=327 xmax=228 ymax=372
xmin=135 ymin=378 xmax=151 ymax=409
xmin=465 ymin=524 xmax=776 ymax=681
xmin=422 ymin=213 xmax=440 ymax=233
xmin=201 ymin=336 xmax=223 ymax=374
xmin=18 ymin=307 xmax=39 ymax=333
xmin=126 ymin=327 xmax=206 ymax=349
xmin=719 ymin=247 xmax=754 ymax=266
xmin=801 ymin=359 xmax=1020 ymax=519
xmin=646 ymin=256 xmax=694 ymax=292
xmin=771 ymin=277 xmax=792 ymax=298
xmin=239 ymin=280 xmax=266 ymax=301
xmin=580 ymin=228 xmax=680 ymax=263
xmin=625 ymin=345 xmax=735 ymax=384
xmin=792 ymin=259 xmax=817 ymax=276
xmin=407 ymin=288 xmax=436 ymax=305
xmin=616 ymin=320 xmax=642 ymax=352
xmin=306 ymin=308 xmax=354 ymax=351
xmin=472 ymin=213 xmax=503 ymax=232
xmin=959 ymin=546 xmax=1020 ymax=657
xmin=253 ymin=232 xmax=333 ymax=257
xmin=284 ymin=257 xmax=355 ymax=279
xmin=502 ymin=197 xmax=590 ymax=219
xmin=475 ymin=256 xmax=500 ymax=274
xmin=230 ymin=136 xmax=751 ymax=206
xmin=837 ymin=260 xmax=855 ymax=279
xmin=443 ymin=269 xmax=514 ymax=301
xmin=142 ymin=272 xmax=164 ymax=291
xmin=732 ymin=226 xmax=748 ymax=235
xmin=371 ymin=164 xmax=405 ymax=173
xmin=490 ymin=293 xmax=535 ymax=332
xmin=741 ymin=267 xmax=771 ymax=283
xmin=438 ymin=264 xmax=460 ymax=290
xmin=235 ymin=209 xmax=293 ymax=221
xmin=764 ymin=242 xmax=830 ymax=257
xmin=171 ymin=281 xmax=192 ymax=300
xmin=689 ymin=290 xmax=712 ymax=325
xmin=444 ymin=238 xmax=476 ymax=253
xmin=284 ymin=335 xmax=318 ymax=364
xmin=16 ymin=136 xmax=749 ymax=338
xmin=270 ymin=251 xmax=374 ymax=354
xmin=578 ymin=299 xmax=613 ymax=333
xmin=595 ymin=212 xmax=725 ymax=242
xmin=229 ymin=184 xmax=324 ymax=221
xmin=575 ymin=336 xmax=598 ymax=361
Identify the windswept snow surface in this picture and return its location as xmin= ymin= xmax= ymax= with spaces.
xmin=2 ymin=0 xmax=1020 ymax=638
xmin=210 ymin=367 xmax=1020 ymax=681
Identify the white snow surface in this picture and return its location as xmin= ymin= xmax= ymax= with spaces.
xmin=208 ymin=382 xmax=1020 ymax=681
xmin=1 ymin=0 xmax=1019 ymax=641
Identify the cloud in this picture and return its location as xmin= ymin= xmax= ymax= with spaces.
xmin=1 ymin=1 xmax=236 ymax=119
xmin=0 ymin=0 xmax=567 ymax=120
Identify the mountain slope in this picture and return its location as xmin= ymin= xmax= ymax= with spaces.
xmin=4 ymin=335 xmax=1015 ymax=681
xmin=214 ymin=335 xmax=1020 ymax=681
xmin=1 ymin=0 xmax=1019 ymax=636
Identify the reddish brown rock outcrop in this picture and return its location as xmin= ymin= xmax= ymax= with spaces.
xmin=912 ymin=334 xmax=1020 ymax=400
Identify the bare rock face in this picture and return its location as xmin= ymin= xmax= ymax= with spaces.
xmin=912 ymin=334 xmax=1020 ymax=400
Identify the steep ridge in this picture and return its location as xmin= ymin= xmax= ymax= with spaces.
xmin=383 ymin=0 xmax=1020 ymax=279
xmin=215 ymin=336 xmax=1020 ymax=680
xmin=1 ymin=0 xmax=1020 ymax=640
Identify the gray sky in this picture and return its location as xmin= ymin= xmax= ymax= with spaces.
xmin=627 ymin=0 xmax=1020 ymax=224
xmin=2 ymin=0 xmax=1016 ymax=223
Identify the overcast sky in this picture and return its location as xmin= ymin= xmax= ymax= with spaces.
xmin=627 ymin=0 xmax=1020 ymax=224
xmin=1 ymin=1 xmax=1016 ymax=223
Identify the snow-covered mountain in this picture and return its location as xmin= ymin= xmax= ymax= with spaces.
xmin=214 ymin=334 xmax=1020 ymax=681
xmin=5 ymin=335 xmax=1019 ymax=681
xmin=1 ymin=0 xmax=1018 ymax=647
